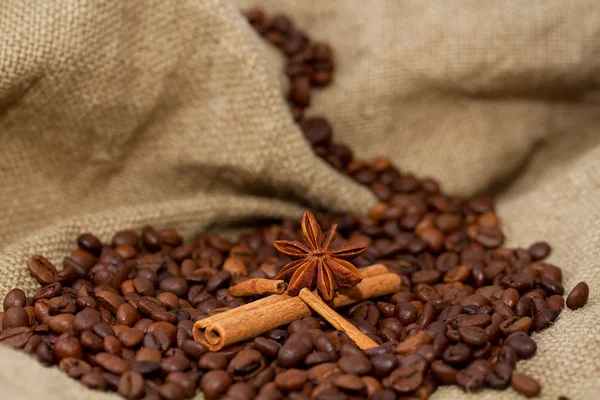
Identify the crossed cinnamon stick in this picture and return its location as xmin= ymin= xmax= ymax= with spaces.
xmin=193 ymin=264 xmax=401 ymax=351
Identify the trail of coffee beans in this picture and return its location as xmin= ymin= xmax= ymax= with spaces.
xmin=0 ymin=8 xmax=590 ymax=400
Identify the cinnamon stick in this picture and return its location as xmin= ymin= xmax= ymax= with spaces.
xmin=299 ymin=288 xmax=379 ymax=350
xmin=193 ymin=271 xmax=401 ymax=351
xmin=228 ymin=278 xmax=285 ymax=297
xmin=195 ymin=265 xmax=386 ymax=330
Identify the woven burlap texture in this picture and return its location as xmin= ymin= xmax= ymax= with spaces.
xmin=0 ymin=0 xmax=598 ymax=399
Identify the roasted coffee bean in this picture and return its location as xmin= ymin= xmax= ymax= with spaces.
xmin=73 ymin=307 xmax=102 ymax=332
xmin=101 ymin=336 xmax=122 ymax=360
xmin=533 ymin=307 xmax=559 ymax=331
xmin=59 ymin=357 xmax=92 ymax=378
xmin=81 ymin=371 xmax=107 ymax=390
xmin=442 ymin=343 xmax=472 ymax=367
xmin=80 ymin=331 xmax=104 ymax=353
xmin=161 ymin=354 xmax=191 ymax=373
xmin=254 ymin=337 xmax=282 ymax=358
xmin=95 ymin=352 xmax=129 ymax=374
xmin=201 ymin=369 xmax=232 ymax=400
xmin=53 ymin=333 xmax=83 ymax=360
xmin=430 ymin=360 xmax=457 ymax=384
xmin=2 ymin=306 xmax=30 ymax=329
xmin=458 ymin=326 xmax=488 ymax=347
xmin=527 ymin=242 xmax=551 ymax=261
xmin=275 ymin=368 xmax=308 ymax=391
xmin=27 ymin=255 xmax=58 ymax=285
xmin=3 ymin=288 xmax=27 ymax=310
xmin=394 ymin=302 xmax=418 ymax=326
xmin=130 ymin=360 xmax=161 ymax=376
xmin=486 ymin=363 xmax=513 ymax=389
xmin=118 ymin=371 xmax=145 ymax=399
xmin=383 ymin=366 xmax=423 ymax=394
xmin=338 ymin=354 xmax=372 ymax=376
xmin=77 ymin=233 xmax=103 ymax=256
xmin=504 ymin=332 xmax=537 ymax=359
xmin=456 ymin=361 xmax=489 ymax=392
xmin=227 ymin=347 xmax=263 ymax=377
xmin=371 ymin=354 xmax=398 ymax=378
xmin=199 ymin=352 xmax=228 ymax=370
xmin=566 ymin=282 xmax=589 ymax=310
xmin=158 ymin=382 xmax=185 ymax=400
xmin=166 ymin=371 xmax=198 ymax=398
xmin=118 ymin=326 xmax=145 ymax=347
xmin=48 ymin=313 xmax=74 ymax=333
xmin=277 ymin=342 xmax=312 ymax=368
xmin=511 ymin=373 xmax=541 ymax=397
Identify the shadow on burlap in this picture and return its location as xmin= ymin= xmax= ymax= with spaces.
xmin=0 ymin=1 xmax=599 ymax=399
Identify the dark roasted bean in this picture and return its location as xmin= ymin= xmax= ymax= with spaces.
xmin=566 ymin=282 xmax=589 ymax=310
xmin=201 ymin=369 xmax=232 ymax=400
xmin=511 ymin=373 xmax=542 ymax=397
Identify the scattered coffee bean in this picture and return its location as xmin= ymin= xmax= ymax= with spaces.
xmin=566 ymin=282 xmax=589 ymax=310
xmin=511 ymin=373 xmax=542 ymax=397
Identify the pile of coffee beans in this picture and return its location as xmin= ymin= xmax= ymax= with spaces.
xmin=0 ymin=7 xmax=591 ymax=400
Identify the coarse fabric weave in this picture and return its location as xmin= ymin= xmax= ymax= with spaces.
xmin=0 ymin=0 xmax=599 ymax=399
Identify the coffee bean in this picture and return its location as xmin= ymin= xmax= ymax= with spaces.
xmin=275 ymin=368 xmax=308 ymax=391
xmin=504 ymin=332 xmax=537 ymax=360
xmin=53 ymin=333 xmax=83 ymax=360
xmin=73 ymin=307 xmax=102 ymax=332
xmin=33 ymin=282 xmax=62 ymax=301
xmin=383 ymin=366 xmax=423 ymax=393
xmin=95 ymin=352 xmax=128 ymax=374
xmin=442 ymin=343 xmax=472 ymax=367
xmin=27 ymin=255 xmax=58 ymax=285
xmin=199 ymin=352 xmax=228 ymax=370
xmin=59 ymin=357 xmax=91 ymax=378
xmin=430 ymin=360 xmax=457 ymax=384
xmin=511 ymin=373 xmax=541 ymax=397
xmin=394 ymin=302 xmax=418 ymax=326
xmin=201 ymin=369 xmax=232 ymax=400
xmin=161 ymin=355 xmax=191 ymax=373
xmin=456 ymin=361 xmax=488 ymax=392
xmin=527 ymin=242 xmax=551 ymax=261
xmin=158 ymin=382 xmax=185 ymax=400
xmin=104 ymin=334 xmax=123 ymax=356
xmin=118 ymin=371 xmax=145 ymax=399
xmin=80 ymin=331 xmax=104 ymax=353
xmin=130 ymin=360 xmax=161 ymax=376
xmin=112 ymin=230 xmax=139 ymax=247
xmin=118 ymin=326 xmax=145 ymax=347
xmin=227 ymin=381 xmax=257 ymax=400
xmin=533 ymin=307 xmax=559 ymax=331
xmin=81 ymin=371 xmax=106 ymax=390
xmin=166 ymin=371 xmax=198 ymax=398
xmin=338 ymin=354 xmax=372 ymax=376
xmin=566 ymin=282 xmax=589 ymax=310
xmin=486 ymin=363 xmax=513 ymax=389
xmin=371 ymin=353 xmax=398 ymax=378
xmin=277 ymin=342 xmax=312 ymax=368
xmin=458 ymin=326 xmax=488 ymax=347
xmin=3 ymin=288 xmax=27 ymax=311
xmin=2 ymin=306 xmax=30 ymax=329
xmin=48 ymin=313 xmax=74 ymax=333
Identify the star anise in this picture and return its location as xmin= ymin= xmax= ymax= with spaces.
xmin=274 ymin=211 xmax=367 ymax=300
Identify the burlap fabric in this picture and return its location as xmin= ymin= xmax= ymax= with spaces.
xmin=0 ymin=0 xmax=598 ymax=398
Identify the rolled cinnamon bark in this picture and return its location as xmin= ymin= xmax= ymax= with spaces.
xmin=228 ymin=278 xmax=285 ymax=297
xmin=193 ymin=271 xmax=401 ymax=351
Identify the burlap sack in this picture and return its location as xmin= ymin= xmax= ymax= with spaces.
xmin=0 ymin=0 xmax=598 ymax=399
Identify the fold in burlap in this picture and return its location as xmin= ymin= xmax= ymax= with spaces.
xmin=0 ymin=1 xmax=598 ymax=399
